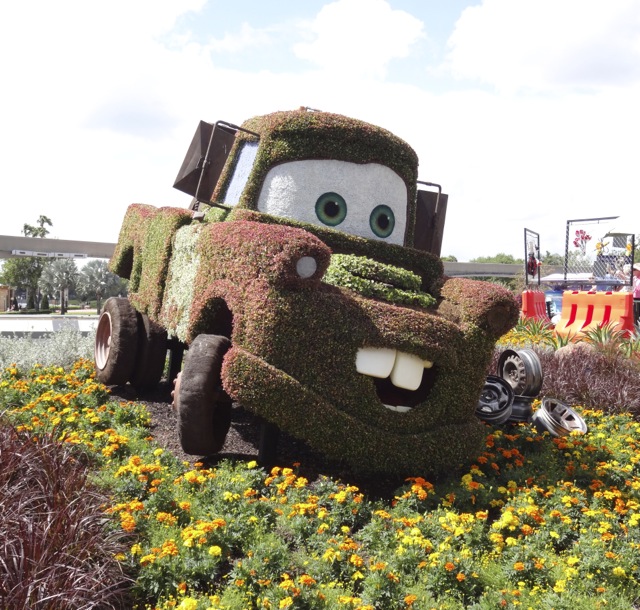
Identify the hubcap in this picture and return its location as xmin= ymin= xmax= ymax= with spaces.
xmin=95 ymin=312 xmax=113 ymax=370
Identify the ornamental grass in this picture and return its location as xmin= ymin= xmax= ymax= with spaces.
xmin=2 ymin=327 xmax=640 ymax=608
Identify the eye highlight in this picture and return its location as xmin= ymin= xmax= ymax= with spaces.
xmin=315 ymin=192 xmax=347 ymax=226
xmin=369 ymin=205 xmax=395 ymax=238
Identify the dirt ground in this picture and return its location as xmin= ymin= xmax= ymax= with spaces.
xmin=108 ymin=382 xmax=403 ymax=498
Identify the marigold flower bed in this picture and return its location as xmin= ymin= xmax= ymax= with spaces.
xmin=2 ymin=358 xmax=640 ymax=609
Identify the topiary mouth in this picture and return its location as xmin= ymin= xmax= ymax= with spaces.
xmin=356 ymin=346 xmax=438 ymax=412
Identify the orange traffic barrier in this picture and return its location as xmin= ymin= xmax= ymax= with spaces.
xmin=521 ymin=290 xmax=550 ymax=323
xmin=554 ymin=290 xmax=635 ymax=339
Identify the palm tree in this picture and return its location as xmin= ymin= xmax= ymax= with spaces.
xmin=77 ymin=259 xmax=122 ymax=312
xmin=38 ymin=259 xmax=79 ymax=315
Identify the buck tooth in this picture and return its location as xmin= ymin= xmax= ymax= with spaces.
xmin=384 ymin=404 xmax=413 ymax=413
xmin=355 ymin=347 xmax=397 ymax=378
xmin=390 ymin=351 xmax=424 ymax=391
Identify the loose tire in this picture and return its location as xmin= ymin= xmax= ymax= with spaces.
xmin=131 ymin=313 xmax=167 ymax=391
xmin=475 ymin=375 xmax=514 ymax=425
xmin=531 ymin=397 xmax=588 ymax=437
xmin=95 ymin=298 xmax=139 ymax=385
xmin=497 ymin=348 xmax=543 ymax=397
xmin=174 ymin=334 xmax=232 ymax=455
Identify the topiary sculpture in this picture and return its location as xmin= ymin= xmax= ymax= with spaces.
xmin=97 ymin=107 xmax=519 ymax=477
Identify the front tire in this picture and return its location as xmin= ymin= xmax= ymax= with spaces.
xmin=175 ymin=334 xmax=232 ymax=455
xmin=94 ymin=298 xmax=138 ymax=385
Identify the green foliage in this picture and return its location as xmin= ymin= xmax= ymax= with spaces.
xmin=23 ymin=215 xmax=52 ymax=238
xmin=581 ymin=321 xmax=629 ymax=349
xmin=0 ymin=328 xmax=95 ymax=370
xmin=470 ymin=253 xmax=524 ymax=265
xmin=39 ymin=258 xmax=79 ymax=315
xmin=110 ymin=204 xmax=192 ymax=319
xmin=542 ymin=250 xmax=565 ymax=266
xmin=77 ymin=259 xmax=125 ymax=311
xmin=324 ymin=254 xmax=436 ymax=309
xmin=0 ymin=215 xmax=54 ymax=309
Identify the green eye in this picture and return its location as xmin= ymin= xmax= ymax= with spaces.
xmin=315 ymin=192 xmax=347 ymax=226
xmin=369 ymin=205 xmax=395 ymax=238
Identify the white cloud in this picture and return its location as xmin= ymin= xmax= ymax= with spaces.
xmin=293 ymin=0 xmax=424 ymax=79
xmin=207 ymin=22 xmax=273 ymax=53
xmin=444 ymin=0 xmax=640 ymax=92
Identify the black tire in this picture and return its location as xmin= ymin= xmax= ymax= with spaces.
xmin=175 ymin=334 xmax=232 ymax=455
xmin=94 ymin=297 xmax=139 ymax=386
xmin=130 ymin=313 xmax=167 ymax=391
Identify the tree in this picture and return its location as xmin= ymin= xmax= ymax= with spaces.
xmin=0 ymin=215 xmax=53 ymax=309
xmin=38 ymin=259 xmax=79 ymax=315
xmin=468 ymin=253 xmax=524 ymax=291
xmin=469 ymin=253 xmax=524 ymax=265
xmin=440 ymin=255 xmax=458 ymax=262
xmin=24 ymin=215 xmax=52 ymax=239
xmin=541 ymin=251 xmax=565 ymax=267
xmin=77 ymin=259 xmax=124 ymax=312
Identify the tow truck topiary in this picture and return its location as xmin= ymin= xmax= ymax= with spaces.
xmin=94 ymin=108 xmax=519 ymax=477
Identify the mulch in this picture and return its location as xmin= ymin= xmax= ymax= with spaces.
xmin=107 ymin=382 xmax=404 ymax=498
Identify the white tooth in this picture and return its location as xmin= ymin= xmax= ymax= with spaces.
xmin=356 ymin=347 xmax=397 ymax=378
xmin=423 ymin=360 xmax=434 ymax=369
xmin=390 ymin=351 xmax=424 ymax=391
xmin=384 ymin=404 xmax=413 ymax=413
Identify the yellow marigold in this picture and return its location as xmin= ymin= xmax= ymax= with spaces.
xmin=156 ymin=512 xmax=178 ymax=526
xmin=404 ymin=594 xmax=417 ymax=606
xmin=161 ymin=540 xmax=180 ymax=557
xmin=554 ymin=579 xmax=566 ymax=593
xmin=177 ymin=598 xmax=198 ymax=610
xmin=208 ymin=545 xmax=222 ymax=557
xmin=514 ymin=562 xmax=525 ymax=571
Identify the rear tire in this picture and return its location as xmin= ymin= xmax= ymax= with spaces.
xmin=131 ymin=313 xmax=167 ymax=391
xmin=94 ymin=298 xmax=138 ymax=386
xmin=175 ymin=334 xmax=232 ymax=455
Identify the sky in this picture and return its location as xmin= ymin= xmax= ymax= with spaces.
xmin=1 ymin=0 xmax=639 ymax=261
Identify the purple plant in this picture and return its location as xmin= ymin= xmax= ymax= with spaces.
xmin=0 ymin=423 xmax=132 ymax=609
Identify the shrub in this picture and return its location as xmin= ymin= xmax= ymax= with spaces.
xmin=0 ymin=422 xmax=131 ymax=609
xmin=0 ymin=329 xmax=95 ymax=370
